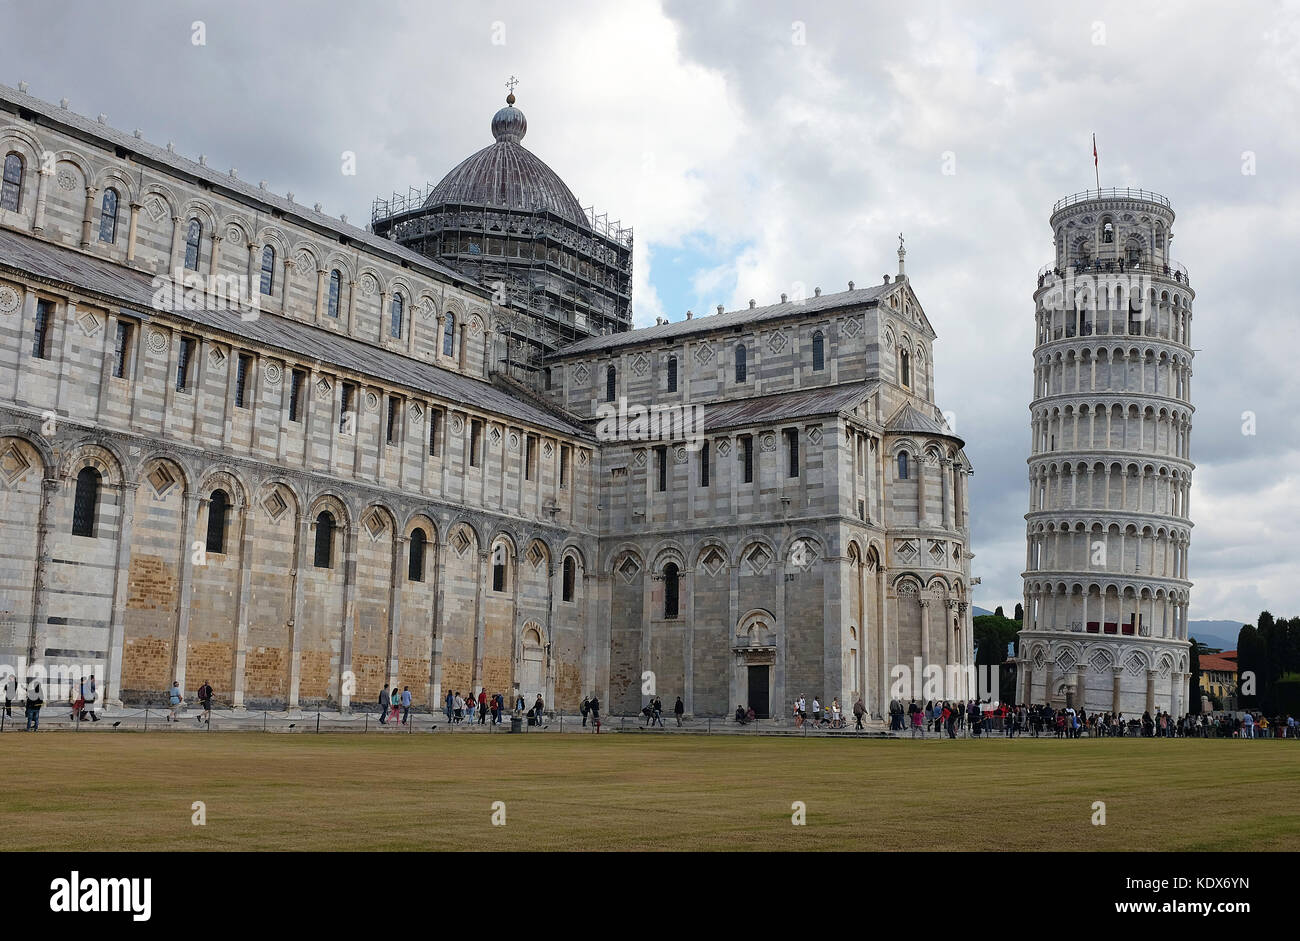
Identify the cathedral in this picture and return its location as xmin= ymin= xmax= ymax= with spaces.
xmin=0 ymin=83 xmax=974 ymax=718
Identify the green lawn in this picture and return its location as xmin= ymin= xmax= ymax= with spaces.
xmin=2 ymin=734 xmax=1297 ymax=851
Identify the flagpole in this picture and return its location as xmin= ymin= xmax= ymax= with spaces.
xmin=1093 ymin=133 xmax=1100 ymax=192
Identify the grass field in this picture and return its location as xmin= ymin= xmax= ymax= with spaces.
xmin=2 ymin=733 xmax=1298 ymax=851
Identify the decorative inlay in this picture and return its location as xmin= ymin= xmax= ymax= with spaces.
xmin=264 ymin=361 xmax=283 ymax=385
xmin=694 ymin=343 xmax=713 ymax=365
xmin=526 ymin=544 xmax=545 ymax=569
xmin=1125 ymin=652 xmax=1145 ymax=674
xmin=146 ymin=465 xmax=176 ymax=497
xmin=631 ymin=352 xmax=649 ymax=377
xmin=743 ymin=544 xmax=773 ymax=576
xmin=632 ymin=449 xmax=647 ymax=468
xmin=1089 ymin=651 xmax=1111 ymax=673
xmin=895 ymin=539 xmax=918 ymax=563
xmin=146 ymin=330 xmax=168 ymax=354
xmin=543 ymin=441 xmax=554 ymax=458
xmin=788 ymin=538 xmax=818 ymax=570
xmin=618 ymin=555 xmax=640 ymax=583
xmin=450 ymin=529 xmax=472 ymax=557
xmin=503 ymin=430 xmax=516 ymax=450
xmin=315 ymin=377 xmax=332 ymax=399
xmin=408 ymin=402 xmax=423 ymax=422
xmin=700 ymin=547 xmax=726 ymax=578
xmin=0 ymin=445 xmax=32 ymax=485
xmin=0 ymin=286 xmax=20 ymax=313
xmin=364 ymin=512 xmax=387 ymax=542
xmin=841 ymin=317 xmax=861 ymax=338
xmin=928 ymin=539 xmax=946 ymax=563
xmin=807 ymin=426 xmax=822 ymax=445
xmin=450 ymin=415 xmax=464 ymax=434
xmin=767 ymin=330 xmax=787 ymax=354
xmin=56 ymin=169 xmax=77 ymax=191
xmin=294 ymin=251 xmax=314 ymax=270
xmin=225 ymin=225 xmax=244 ymax=243
xmin=469 ymin=316 xmax=484 ymax=335
xmin=359 ymin=274 xmax=378 ymax=297
xmin=419 ymin=298 xmax=435 ymax=322
xmin=760 ymin=433 xmax=777 ymax=452
xmin=261 ymin=489 xmax=289 ymax=522
xmin=577 ymin=450 xmax=589 ymax=466
xmin=364 ymin=391 xmax=380 ymax=412
xmin=208 ymin=347 xmax=226 ymax=371
xmin=144 ymin=196 xmax=167 ymax=223
xmin=674 ymin=447 xmax=687 ymax=464
xmin=715 ymin=439 xmax=731 ymax=457
xmin=573 ymin=363 xmax=589 ymax=384
xmin=77 ymin=310 xmax=102 ymax=338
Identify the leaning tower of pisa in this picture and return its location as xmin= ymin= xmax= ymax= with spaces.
xmin=1017 ymin=188 xmax=1194 ymax=717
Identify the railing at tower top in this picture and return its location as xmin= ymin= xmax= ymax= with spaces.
xmin=1052 ymin=188 xmax=1172 ymax=213
xmin=1037 ymin=258 xmax=1190 ymax=286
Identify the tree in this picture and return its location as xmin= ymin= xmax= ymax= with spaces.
xmin=1237 ymin=624 xmax=1261 ymax=709
xmin=994 ymin=605 xmax=1005 ymax=618
xmin=974 ymin=613 xmax=1020 ymax=704
xmin=1014 ymin=602 xmax=1024 ymax=622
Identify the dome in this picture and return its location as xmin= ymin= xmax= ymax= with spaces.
xmin=424 ymin=95 xmax=589 ymax=227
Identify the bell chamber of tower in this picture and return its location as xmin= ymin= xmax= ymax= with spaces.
xmin=1017 ymin=187 xmax=1196 ymax=718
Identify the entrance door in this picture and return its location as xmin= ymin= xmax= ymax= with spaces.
xmin=519 ymin=627 xmax=545 ymax=701
xmin=747 ymin=665 xmax=770 ymax=719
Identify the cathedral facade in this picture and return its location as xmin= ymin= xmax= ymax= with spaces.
xmin=0 ymin=85 xmax=973 ymax=717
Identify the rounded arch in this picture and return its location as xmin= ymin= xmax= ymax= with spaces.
xmin=61 ymin=439 xmax=126 ymax=486
xmin=94 ymin=166 xmax=138 ymax=206
xmin=306 ymin=490 xmax=352 ymax=530
xmin=196 ymin=463 xmax=249 ymax=507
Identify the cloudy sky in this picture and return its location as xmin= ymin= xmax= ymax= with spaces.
xmin=5 ymin=0 xmax=1297 ymax=623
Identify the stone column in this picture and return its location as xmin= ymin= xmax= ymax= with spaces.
xmin=314 ymin=268 xmax=327 ymax=322
xmin=287 ymin=513 xmax=309 ymax=710
xmin=31 ymin=165 xmax=51 ymax=233
xmin=1076 ymin=664 xmax=1088 ymax=711
xmin=80 ymin=185 xmax=98 ymax=248
xmin=104 ymin=481 xmax=137 ymax=708
xmin=171 ymin=491 xmax=200 ymax=693
xmin=918 ymin=597 xmax=931 ymax=667
xmin=168 ymin=215 xmax=185 ymax=272
xmin=208 ymin=233 xmax=224 ymax=301
xmin=472 ymin=550 xmax=488 ymax=692
xmin=229 ymin=501 xmax=254 ymax=709
xmin=1045 ymin=658 xmax=1057 ymax=706
xmin=684 ymin=565 xmax=695 ymax=715
xmin=1145 ymin=668 xmax=1157 ymax=716
xmin=335 ymin=528 xmax=358 ymax=712
xmin=27 ymin=476 xmax=60 ymax=673
xmin=126 ymin=202 xmax=141 ymax=264
xmin=876 ymin=565 xmax=889 ymax=717
xmin=387 ymin=533 xmax=407 ymax=690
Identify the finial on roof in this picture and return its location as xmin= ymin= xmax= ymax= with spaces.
xmin=17 ymin=81 xmax=28 ymax=93
xmin=505 ymin=75 xmax=519 ymax=105
xmin=59 ymin=97 xmax=69 ymax=108
xmin=897 ymin=231 xmax=906 ymax=278
xmin=780 ymin=293 xmax=788 ymax=303
xmin=716 ymin=304 xmax=724 ymax=315
xmin=848 ymin=280 xmax=855 ymax=291
xmin=492 ymin=78 xmax=527 ymax=143
xmin=814 ymin=287 xmax=821 ymax=296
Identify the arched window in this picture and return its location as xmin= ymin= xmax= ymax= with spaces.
xmin=1102 ymin=218 xmax=1114 ymax=243
xmin=666 ymin=355 xmax=677 ymax=392
xmin=735 ymin=345 xmax=747 ymax=383
xmin=313 ymin=511 xmax=335 ymax=569
xmin=98 ymin=188 xmax=119 ymax=243
xmin=408 ymin=528 xmax=427 ymax=582
xmin=492 ymin=544 xmax=507 ymax=592
xmin=260 ymin=246 xmax=276 ymax=295
xmin=442 ymin=312 xmax=456 ymax=356
xmin=1 ymin=152 xmax=24 ymax=212
xmin=812 ymin=331 xmax=825 ymax=371
xmin=562 ymin=556 xmax=576 ymax=602
xmin=327 ymin=270 xmax=341 ymax=318
xmin=72 ymin=467 xmax=101 ymax=537
xmin=205 ymin=489 xmax=229 ymax=554
xmin=184 ymin=219 xmax=202 ymax=271
xmin=900 ymin=349 xmax=911 ymax=386
xmin=605 ymin=365 xmax=616 ymax=402
xmin=390 ymin=293 xmax=404 ymax=338
xmin=663 ymin=562 xmax=679 ymax=619
xmin=1125 ymin=240 xmax=1141 ymax=266
xmin=897 ymin=452 xmax=910 ymax=480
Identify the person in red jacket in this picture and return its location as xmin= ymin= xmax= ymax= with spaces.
xmin=478 ymin=688 xmax=488 ymax=725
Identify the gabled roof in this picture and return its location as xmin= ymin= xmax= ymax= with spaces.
xmin=700 ymin=381 xmax=878 ymax=432
xmin=0 ymin=84 xmax=484 ymax=293
xmin=547 ymin=282 xmax=892 ymax=359
xmin=884 ymin=401 xmax=963 ymax=445
xmin=0 ymin=227 xmax=588 ymax=439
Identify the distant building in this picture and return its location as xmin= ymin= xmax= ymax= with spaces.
xmin=1198 ymin=649 xmax=1237 ymax=708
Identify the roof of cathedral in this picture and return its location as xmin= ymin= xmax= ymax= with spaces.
xmin=884 ymin=401 xmax=962 ymax=443
xmin=423 ymin=95 xmax=589 ymax=226
xmin=547 ymin=282 xmax=893 ymax=359
xmin=0 ymin=227 xmax=589 ymax=439
xmin=700 ymin=382 xmax=879 ymax=431
xmin=0 ymin=84 xmax=483 ymax=293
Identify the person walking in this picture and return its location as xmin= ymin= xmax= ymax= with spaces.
xmin=83 ymin=674 xmax=101 ymax=722
xmin=401 ymin=686 xmax=412 ymax=725
xmin=453 ymin=692 xmax=464 ymax=724
xmin=3 ymin=671 xmax=16 ymax=718
xmin=581 ymin=696 xmax=590 ymax=727
xmin=24 ymin=678 xmax=43 ymax=731
xmin=853 ymin=697 xmax=865 ymax=731
xmin=167 ymin=680 xmax=183 ymax=722
xmin=533 ymin=693 xmax=546 ymax=728
xmin=478 ymin=688 xmax=488 ymax=725
xmin=196 ymin=679 xmax=213 ymax=725
xmin=466 ymin=692 xmax=476 ymax=724
xmin=379 ymin=685 xmax=390 ymax=725
xmin=589 ymin=694 xmax=601 ymax=733
xmin=674 ymin=696 xmax=685 ymax=727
